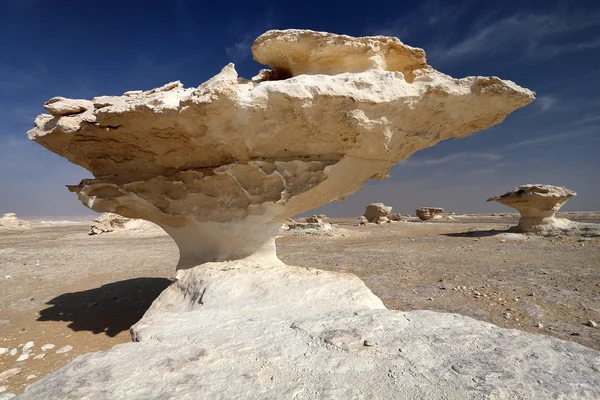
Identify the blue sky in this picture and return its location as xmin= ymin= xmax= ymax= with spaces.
xmin=0 ymin=0 xmax=598 ymax=217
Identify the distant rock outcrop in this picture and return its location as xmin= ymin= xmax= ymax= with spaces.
xmin=364 ymin=203 xmax=392 ymax=223
xmin=487 ymin=184 xmax=577 ymax=234
xmin=0 ymin=213 xmax=30 ymax=229
xmin=416 ymin=207 xmax=444 ymax=221
xmin=89 ymin=213 xmax=162 ymax=235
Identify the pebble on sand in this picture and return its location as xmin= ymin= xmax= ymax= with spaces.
xmin=15 ymin=354 xmax=29 ymax=362
xmin=40 ymin=344 xmax=55 ymax=352
xmin=56 ymin=345 xmax=73 ymax=354
xmin=0 ymin=349 xmax=7 ymax=356
xmin=0 ymin=368 xmax=21 ymax=381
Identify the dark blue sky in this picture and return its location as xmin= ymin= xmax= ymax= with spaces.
xmin=1 ymin=0 xmax=598 ymax=217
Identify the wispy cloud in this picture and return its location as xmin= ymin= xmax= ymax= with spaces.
xmin=503 ymin=127 xmax=597 ymax=149
xmin=526 ymin=94 xmax=558 ymax=118
xmin=225 ymin=35 xmax=254 ymax=62
xmin=365 ymin=0 xmax=473 ymax=40
xmin=429 ymin=8 xmax=600 ymax=64
xmin=403 ymin=152 xmax=502 ymax=167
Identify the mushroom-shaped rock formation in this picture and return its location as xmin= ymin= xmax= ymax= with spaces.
xmin=487 ymin=184 xmax=576 ymax=233
xmin=28 ymin=29 xmax=534 ymax=270
xmin=21 ymin=31 xmax=598 ymax=400
xmin=0 ymin=213 xmax=31 ymax=229
xmin=363 ymin=203 xmax=393 ymax=223
xmin=416 ymin=207 xmax=445 ymax=221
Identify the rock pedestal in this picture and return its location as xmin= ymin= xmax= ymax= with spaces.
xmin=487 ymin=184 xmax=576 ymax=234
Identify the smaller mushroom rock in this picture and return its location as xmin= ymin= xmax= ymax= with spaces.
xmin=416 ymin=207 xmax=444 ymax=221
xmin=364 ymin=203 xmax=392 ymax=223
xmin=0 ymin=213 xmax=31 ymax=229
xmin=487 ymin=184 xmax=576 ymax=234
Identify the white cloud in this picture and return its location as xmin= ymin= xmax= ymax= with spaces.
xmin=429 ymin=9 xmax=600 ymax=64
xmin=503 ymin=127 xmax=596 ymax=149
xmin=225 ymin=35 xmax=253 ymax=62
xmin=403 ymin=152 xmax=502 ymax=167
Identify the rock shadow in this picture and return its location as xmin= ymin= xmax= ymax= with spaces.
xmin=37 ymin=277 xmax=173 ymax=337
xmin=442 ymin=229 xmax=511 ymax=238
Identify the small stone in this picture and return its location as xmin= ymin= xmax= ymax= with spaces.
xmin=16 ymin=354 xmax=29 ymax=362
xmin=22 ymin=341 xmax=34 ymax=353
xmin=363 ymin=339 xmax=376 ymax=347
xmin=587 ymin=320 xmax=597 ymax=328
xmin=8 ymin=349 xmax=16 ymax=356
xmin=427 ymin=297 xmax=434 ymax=301
xmin=41 ymin=344 xmax=55 ymax=352
xmin=33 ymin=353 xmax=46 ymax=360
xmin=0 ymin=368 xmax=21 ymax=381
xmin=0 ymin=349 xmax=7 ymax=356
xmin=504 ymin=312 xmax=511 ymax=319
xmin=536 ymin=322 xmax=544 ymax=328
xmin=500 ymin=239 xmax=506 ymax=243
xmin=26 ymin=375 xmax=36 ymax=381
xmin=56 ymin=345 xmax=73 ymax=354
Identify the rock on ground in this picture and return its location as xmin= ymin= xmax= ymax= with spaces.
xmin=364 ymin=203 xmax=393 ymax=223
xmin=416 ymin=207 xmax=445 ymax=221
xmin=88 ymin=213 xmax=163 ymax=236
xmin=0 ymin=214 xmax=30 ymax=230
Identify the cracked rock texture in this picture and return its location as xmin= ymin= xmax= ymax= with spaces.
xmin=28 ymin=29 xmax=534 ymax=269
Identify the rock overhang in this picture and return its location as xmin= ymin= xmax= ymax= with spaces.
xmin=27 ymin=29 xmax=535 ymax=266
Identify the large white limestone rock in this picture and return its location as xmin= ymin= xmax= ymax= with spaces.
xmin=28 ymin=29 xmax=534 ymax=269
xmin=24 ymin=30 xmax=596 ymax=400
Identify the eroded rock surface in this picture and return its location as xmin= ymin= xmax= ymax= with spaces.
xmin=487 ymin=184 xmax=588 ymax=234
xmin=89 ymin=213 xmax=163 ymax=236
xmin=416 ymin=207 xmax=444 ymax=221
xmin=0 ymin=214 xmax=30 ymax=230
xmin=28 ymin=29 xmax=534 ymax=269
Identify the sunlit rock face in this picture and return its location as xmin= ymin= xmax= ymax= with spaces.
xmin=487 ymin=184 xmax=576 ymax=233
xmin=28 ymin=29 xmax=534 ymax=269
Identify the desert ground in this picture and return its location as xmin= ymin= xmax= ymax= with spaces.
xmin=0 ymin=214 xmax=599 ymax=395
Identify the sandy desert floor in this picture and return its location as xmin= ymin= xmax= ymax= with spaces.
xmin=0 ymin=215 xmax=599 ymax=394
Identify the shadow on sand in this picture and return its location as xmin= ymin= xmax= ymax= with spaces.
xmin=442 ymin=229 xmax=511 ymax=238
xmin=38 ymin=277 xmax=173 ymax=337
